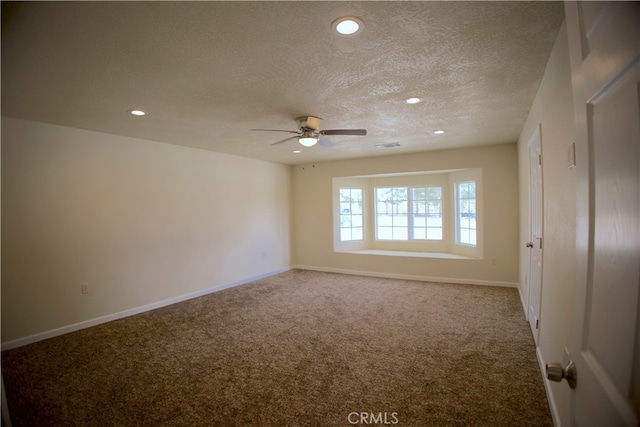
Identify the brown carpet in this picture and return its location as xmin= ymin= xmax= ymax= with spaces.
xmin=2 ymin=269 xmax=552 ymax=426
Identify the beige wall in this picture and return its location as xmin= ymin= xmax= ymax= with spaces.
xmin=517 ymin=21 xmax=575 ymax=426
xmin=293 ymin=143 xmax=519 ymax=284
xmin=1 ymin=118 xmax=292 ymax=344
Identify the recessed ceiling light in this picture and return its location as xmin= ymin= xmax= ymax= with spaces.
xmin=434 ymin=130 xmax=445 ymax=135
xmin=332 ymin=17 xmax=364 ymax=36
xmin=404 ymin=97 xmax=422 ymax=105
xmin=128 ymin=109 xmax=146 ymax=116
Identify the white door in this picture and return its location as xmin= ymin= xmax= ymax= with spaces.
xmin=528 ymin=125 xmax=543 ymax=345
xmin=565 ymin=2 xmax=640 ymax=425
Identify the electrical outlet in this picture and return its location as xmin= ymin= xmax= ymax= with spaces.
xmin=81 ymin=284 xmax=89 ymax=294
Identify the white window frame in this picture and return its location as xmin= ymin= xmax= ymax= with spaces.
xmin=333 ymin=169 xmax=482 ymax=258
xmin=455 ymin=181 xmax=477 ymax=247
xmin=411 ymin=186 xmax=444 ymax=241
xmin=450 ymin=169 xmax=483 ymax=259
xmin=339 ymin=187 xmax=364 ymax=242
xmin=333 ymin=178 xmax=369 ymax=252
xmin=374 ymin=186 xmax=443 ymax=242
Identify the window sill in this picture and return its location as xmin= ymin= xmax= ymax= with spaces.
xmin=335 ymin=249 xmax=477 ymax=260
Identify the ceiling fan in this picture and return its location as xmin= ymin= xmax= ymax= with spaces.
xmin=251 ymin=116 xmax=366 ymax=148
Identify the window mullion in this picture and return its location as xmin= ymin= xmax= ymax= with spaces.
xmin=408 ymin=187 xmax=414 ymax=240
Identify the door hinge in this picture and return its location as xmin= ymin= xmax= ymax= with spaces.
xmin=538 ymin=154 xmax=542 ymax=166
xmin=536 ymin=319 xmax=539 ymax=329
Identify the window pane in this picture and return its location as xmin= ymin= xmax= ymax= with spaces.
xmin=377 ymin=214 xmax=392 ymax=226
xmin=352 ymin=228 xmax=363 ymax=240
xmin=378 ymin=226 xmax=393 ymax=240
xmin=340 ymin=188 xmax=364 ymax=241
xmin=409 ymin=186 xmax=443 ymax=241
xmin=394 ymin=228 xmax=408 ymax=240
xmin=413 ymin=214 xmax=426 ymax=227
xmin=456 ymin=181 xmax=476 ymax=246
xmin=460 ymin=228 xmax=470 ymax=245
xmin=427 ymin=228 xmax=443 ymax=240
xmin=376 ymin=187 xmax=409 ymax=241
xmin=376 ymin=185 xmax=445 ymax=242
xmin=427 ymin=215 xmax=442 ymax=227
xmin=413 ymin=228 xmax=426 ymax=239
xmin=395 ymin=214 xmax=408 ymax=226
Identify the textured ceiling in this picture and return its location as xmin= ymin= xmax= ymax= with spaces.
xmin=2 ymin=1 xmax=564 ymax=165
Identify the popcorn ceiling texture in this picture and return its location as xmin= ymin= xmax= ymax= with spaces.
xmin=1 ymin=2 xmax=564 ymax=164
xmin=2 ymin=270 xmax=552 ymax=426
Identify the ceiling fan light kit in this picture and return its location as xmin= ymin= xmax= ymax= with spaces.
xmin=299 ymin=136 xmax=318 ymax=147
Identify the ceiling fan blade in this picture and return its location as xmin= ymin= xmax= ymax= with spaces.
xmin=318 ymin=135 xmax=335 ymax=148
xmin=270 ymin=135 xmax=299 ymax=146
xmin=251 ymin=129 xmax=300 ymax=134
xmin=320 ymin=129 xmax=367 ymax=136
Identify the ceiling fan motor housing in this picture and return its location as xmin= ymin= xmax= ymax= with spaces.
xmin=296 ymin=116 xmax=322 ymax=131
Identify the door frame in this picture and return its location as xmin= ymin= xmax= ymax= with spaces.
xmin=527 ymin=124 xmax=543 ymax=345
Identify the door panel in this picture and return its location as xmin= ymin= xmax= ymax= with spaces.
xmin=528 ymin=125 xmax=543 ymax=345
xmin=565 ymin=1 xmax=640 ymax=425
xmin=587 ymin=68 xmax=639 ymax=392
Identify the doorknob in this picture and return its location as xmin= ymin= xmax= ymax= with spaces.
xmin=545 ymin=360 xmax=577 ymax=389
xmin=526 ymin=242 xmax=534 ymax=248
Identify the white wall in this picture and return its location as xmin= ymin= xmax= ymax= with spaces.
xmin=1 ymin=118 xmax=292 ymax=344
xmin=293 ymin=143 xmax=519 ymax=285
xmin=517 ymin=21 xmax=576 ymax=426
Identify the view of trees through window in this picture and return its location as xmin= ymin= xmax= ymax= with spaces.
xmin=375 ymin=186 xmax=442 ymax=241
xmin=339 ymin=188 xmax=363 ymax=241
xmin=412 ymin=187 xmax=443 ymax=239
xmin=336 ymin=171 xmax=479 ymax=254
xmin=456 ymin=181 xmax=476 ymax=245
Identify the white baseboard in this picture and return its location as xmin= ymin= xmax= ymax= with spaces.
xmin=536 ymin=347 xmax=561 ymax=427
xmin=2 ymin=266 xmax=517 ymax=350
xmin=1 ymin=267 xmax=291 ymax=351
xmin=518 ymin=282 xmax=529 ymax=321
xmin=293 ymin=265 xmax=518 ymax=288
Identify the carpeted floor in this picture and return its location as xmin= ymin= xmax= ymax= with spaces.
xmin=2 ymin=269 xmax=552 ymax=426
